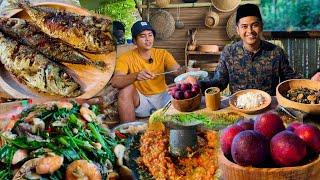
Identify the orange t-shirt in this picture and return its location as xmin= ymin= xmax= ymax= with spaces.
xmin=115 ymin=48 xmax=178 ymax=95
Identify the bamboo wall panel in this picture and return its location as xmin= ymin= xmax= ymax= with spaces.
xmin=268 ymin=38 xmax=320 ymax=78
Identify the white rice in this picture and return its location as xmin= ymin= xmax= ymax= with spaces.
xmin=236 ymin=92 xmax=265 ymax=109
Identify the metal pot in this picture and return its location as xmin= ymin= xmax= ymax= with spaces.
xmin=167 ymin=120 xmax=200 ymax=157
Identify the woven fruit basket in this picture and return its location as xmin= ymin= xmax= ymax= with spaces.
xmin=219 ymin=152 xmax=320 ymax=180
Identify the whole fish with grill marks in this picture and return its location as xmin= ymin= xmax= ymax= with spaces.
xmin=0 ymin=32 xmax=82 ymax=97
xmin=0 ymin=17 xmax=107 ymax=70
xmin=9 ymin=0 xmax=115 ymax=53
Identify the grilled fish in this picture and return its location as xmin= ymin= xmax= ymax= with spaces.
xmin=0 ymin=32 xmax=82 ymax=97
xmin=0 ymin=17 xmax=107 ymax=70
xmin=10 ymin=0 xmax=115 ymax=53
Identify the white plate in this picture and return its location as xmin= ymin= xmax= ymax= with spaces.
xmin=174 ymin=71 xmax=208 ymax=83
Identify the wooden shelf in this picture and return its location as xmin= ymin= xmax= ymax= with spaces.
xmin=186 ymin=51 xmax=221 ymax=55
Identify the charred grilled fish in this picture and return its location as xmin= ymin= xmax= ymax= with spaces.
xmin=0 ymin=17 xmax=107 ymax=70
xmin=10 ymin=0 xmax=115 ymax=53
xmin=0 ymin=32 xmax=82 ymax=97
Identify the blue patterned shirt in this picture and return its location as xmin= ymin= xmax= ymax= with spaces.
xmin=200 ymin=40 xmax=301 ymax=95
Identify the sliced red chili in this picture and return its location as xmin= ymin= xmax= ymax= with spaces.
xmin=115 ymin=130 xmax=127 ymax=139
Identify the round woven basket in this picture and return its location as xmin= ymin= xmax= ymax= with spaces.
xmin=150 ymin=10 xmax=175 ymax=40
xmin=219 ymin=152 xmax=320 ymax=180
xmin=205 ymin=11 xmax=219 ymax=28
xmin=211 ymin=0 xmax=241 ymax=12
xmin=226 ymin=12 xmax=240 ymax=40
xmin=156 ymin=0 xmax=170 ymax=8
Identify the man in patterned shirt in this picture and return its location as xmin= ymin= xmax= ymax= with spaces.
xmin=199 ymin=4 xmax=305 ymax=95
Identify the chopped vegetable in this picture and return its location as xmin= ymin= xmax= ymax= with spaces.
xmin=152 ymin=112 xmax=242 ymax=130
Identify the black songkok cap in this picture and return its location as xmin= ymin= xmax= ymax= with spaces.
xmin=236 ymin=4 xmax=263 ymax=24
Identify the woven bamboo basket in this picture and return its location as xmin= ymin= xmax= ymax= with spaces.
xmin=171 ymin=93 xmax=201 ymax=112
xmin=155 ymin=0 xmax=170 ymax=8
xmin=226 ymin=12 xmax=240 ymax=40
xmin=150 ymin=10 xmax=175 ymax=40
xmin=211 ymin=0 xmax=241 ymax=12
xmin=219 ymin=152 xmax=320 ymax=180
xmin=205 ymin=11 xmax=219 ymax=28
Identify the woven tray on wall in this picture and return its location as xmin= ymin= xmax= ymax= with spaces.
xmin=150 ymin=9 xmax=175 ymax=40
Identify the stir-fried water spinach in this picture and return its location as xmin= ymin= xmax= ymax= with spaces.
xmin=0 ymin=101 xmax=119 ymax=179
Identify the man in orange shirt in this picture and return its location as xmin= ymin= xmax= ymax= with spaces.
xmin=111 ymin=21 xmax=182 ymax=122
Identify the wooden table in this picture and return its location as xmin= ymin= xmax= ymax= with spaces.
xmin=164 ymin=96 xmax=279 ymax=118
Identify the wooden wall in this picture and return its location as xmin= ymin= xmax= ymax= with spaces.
xmin=267 ymin=38 xmax=320 ymax=78
xmin=142 ymin=0 xmax=260 ymax=68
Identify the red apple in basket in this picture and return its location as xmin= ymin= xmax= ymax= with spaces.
xmin=286 ymin=121 xmax=303 ymax=132
xmin=168 ymin=87 xmax=178 ymax=96
xmin=236 ymin=118 xmax=254 ymax=130
xmin=174 ymin=90 xmax=184 ymax=100
xmin=231 ymin=130 xmax=269 ymax=166
xmin=254 ymin=112 xmax=285 ymax=139
xmin=270 ymin=130 xmax=307 ymax=167
xmin=220 ymin=124 xmax=244 ymax=157
xmin=180 ymin=83 xmax=191 ymax=91
xmin=294 ymin=124 xmax=320 ymax=153
xmin=191 ymin=84 xmax=200 ymax=95
xmin=184 ymin=90 xmax=193 ymax=99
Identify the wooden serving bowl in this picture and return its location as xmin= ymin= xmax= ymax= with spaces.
xmin=171 ymin=93 xmax=201 ymax=112
xmin=198 ymin=45 xmax=219 ymax=53
xmin=229 ymin=89 xmax=272 ymax=114
xmin=276 ymin=79 xmax=320 ymax=114
xmin=219 ymin=152 xmax=320 ymax=180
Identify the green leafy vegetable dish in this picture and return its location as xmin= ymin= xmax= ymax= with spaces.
xmin=0 ymin=101 xmax=121 ymax=180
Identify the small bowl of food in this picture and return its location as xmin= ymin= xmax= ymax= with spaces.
xmin=276 ymin=79 xmax=320 ymax=114
xmin=169 ymin=82 xmax=201 ymax=112
xmin=229 ymin=89 xmax=272 ymax=114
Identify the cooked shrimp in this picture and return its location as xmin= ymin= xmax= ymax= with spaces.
xmin=36 ymin=155 xmax=64 ymax=174
xmin=80 ymin=106 xmax=96 ymax=122
xmin=66 ymin=160 xmax=101 ymax=180
xmin=13 ymin=158 xmax=40 ymax=180
xmin=12 ymin=149 xmax=28 ymax=165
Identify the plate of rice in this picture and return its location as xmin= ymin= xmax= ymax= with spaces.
xmin=229 ymin=89 xmax=272 ymax=114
